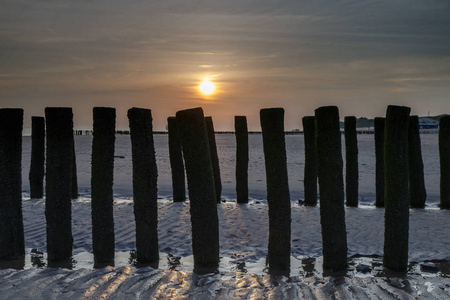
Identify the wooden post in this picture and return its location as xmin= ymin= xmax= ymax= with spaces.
xmin=344 ymin=116 xmax=359 ymax=207
xmin=91 ymin=107 xmax=116 ymax=264
xmin=72 ymin=142 xmax=78 ymax=199
xmin=128 ymin=108 xmax=159 ymax=263
xmin=408 ymin=116 xmax=426 ymax=208
xmin=374 ymin=117 xmax=385 ymax=208
xmin=235 ymin=116 xmax=249 ymax=204
xmin=167 ymin=116 xmax=186 ymax=202
xmin=302 ymin=116 xmax=317 ymax=206
xmin=383 ymin=105 xmax=411 ymax=271
xmin=45 ymin=107 xmax=74 ymax=261
xmin=29 ymin=116 xmax=45 ymax=199
xmin=205 ymin=116 xmax=222 ymax=203
xmin=315 ymin=106 xmax=347 ymax=271
xmin=439 ymin=115 xmax=450 ymax=209
xmin=176 ymin=107 xmax=219 ymax=270
xmin=260 ymin=108 xmax=291 ymax=271
xmin=0 ymin=109 xmax=25 ymax=259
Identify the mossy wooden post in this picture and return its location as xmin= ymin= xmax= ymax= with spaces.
xmin=383 ymin=105 xmax=411 ymax=271
xmin=345 ymin=116 xmax=359 ymax=207
xmin=302 ymin=116 xmax=317 ymax=206
xmin=72 ymin=142 xmax=78 ymax=199
xmin=374 ymin=117 xmax=385 ymax=207
xmin=0 ymin=109 xmax=25 ymax=259
xmin=260 ymin=108 xmax=291 ymax=271
xmin=439 ymin=116 xmax=450 ymax=209
xmin=128 ymin=108 xmax=159 ymax=263
xmin=29 ymin=116 xmax=45 ymax=199
xmin=205 ymin=116 xmax=222 ymax=203
xmin=235 ymin=116 xmax=249 ymax=204
xmin=45 ymin=107 xmax=74 ymax=261
xmin=167 ymin=116 xmax=186 ymax=202
xmin=176 ymin=107 xmax=219 ymax=270
xmin=91 ymin=107 xmax=116 ymax=264
xmin=409 ymin=116 xmax=426 ymax=208
xmin=315 ymin=106 xmax=347 ymax=271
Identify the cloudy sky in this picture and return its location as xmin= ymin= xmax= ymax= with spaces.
xmin=1 ymin=0 xmax=449 ymax=130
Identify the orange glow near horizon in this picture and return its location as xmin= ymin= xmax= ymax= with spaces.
xmin=199 ymin=79 xmax=215 ymax=96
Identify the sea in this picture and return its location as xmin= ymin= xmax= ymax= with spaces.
xmin=21 ymin=133 xmax=441 ymax=207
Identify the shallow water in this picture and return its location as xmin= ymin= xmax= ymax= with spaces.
xmin=21 ymin=133 xmax=441 ymax=206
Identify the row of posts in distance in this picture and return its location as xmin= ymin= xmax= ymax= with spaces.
xmin=1 ymin=105 xmax=450 ymax=273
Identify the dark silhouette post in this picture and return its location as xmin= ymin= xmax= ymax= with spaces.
xmin=167 ymin=117 xmax=186 ymax=202
xmin=260 ymin=108 xmax=291 ymax=271
xmin=45 ymin=107 xmax=74 ymax=261
xmin=205 ymin=116 xmax=222 ymax=203
xmin=374 ymin=117 xmax=385 ymax=207
xmin=128 ymin=108 xmax=159 ymax=263
xmin=302 ymin=116 xmax=317 ymax=206
xmin=315 ymin=106 xmax=347 ymax=271
xmin=0 ymin=109 xmax=25 ymax=260
xmin=383 ymin=105 xmax=411 ymax=271
xmin=345 ymin=116 xmax=359 ymax=207
xmin=29 ymin=116 xmax=45 ymax=199
xmin=176 ymin=107 xmax=219 ymax=270
xmin=235 ymin=116 xmax=249 ymax=203
xmin=72 ymin=142 xmax=78 ymax=199
xmin=91 ymin=107 xmax=116 ymax=264
xmin=408 ymin=116 xmax=426 ymax=208
xmin=439 ymin=115 xmax=450 ymax=209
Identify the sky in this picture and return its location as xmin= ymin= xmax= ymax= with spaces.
xmin=1 ymin=0 xmax=450 ymax=131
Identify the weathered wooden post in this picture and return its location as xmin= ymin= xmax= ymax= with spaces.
xmin=167 ymin=116 xmax=186 ymax=202
xmin=29 ymin=116 xmax=45 ymax=199
xmin=260 ymin=108 xmax=291 ymax=271
xmin=383 ymin=105 xmax=410 ymax=271
xmin=439 ymin=115 xmax=450 ymax=209
xmin=45 ymin=107 xmax=74 ymax=261
xmin=302 ymin=116 xmax=317 ymax=206
xmin=205 ymin=116 xmax=222 ymax=203
xmin=0 ymin=109 xmax=25 ymax=260
xmin=374 ymin=117 xmax=385 ymax=208
xmin=128 ymin=108 xmax=159 ymax=263
xmin=91 ymin=107 xmax=116 ymax=264
xmin=315 ymin=106 xmax=347 ymax=271
xmin=345 ymin=116 xmax=359 ymax=207
xmin=72 ymin=143 xmax=78 ymax=199
xmin=176 ymin=107 xmax=219 ymax=271
xmin=409 ymin=116 xmax=426 ymax=208
xmin=235 ymin=116 xmax=249 ymax=204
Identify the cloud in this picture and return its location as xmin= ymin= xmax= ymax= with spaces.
xmin=1 ymin=0 xmax=450 ymax=129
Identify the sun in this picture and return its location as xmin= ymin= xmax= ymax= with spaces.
xmin=199 ymin=79 xmax=215 ymax=95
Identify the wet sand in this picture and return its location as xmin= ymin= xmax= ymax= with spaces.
xmin=0 ymin=198 xmax=448 ymax=299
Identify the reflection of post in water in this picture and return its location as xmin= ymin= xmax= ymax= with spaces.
xmin=302 ymin=257 xmax=316 ymax=277
xmin=30 ymin=248 xmax=46 ymax=268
